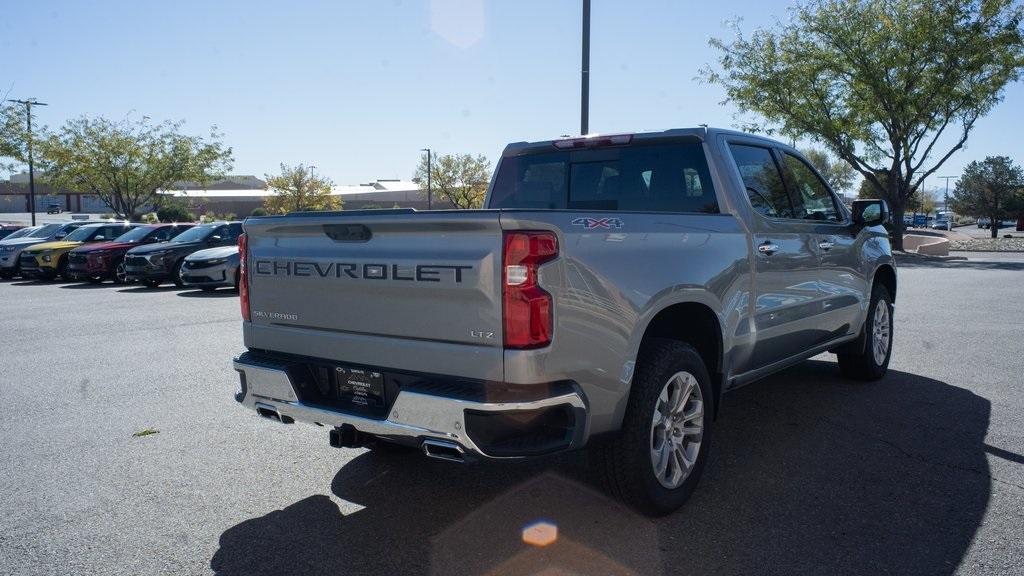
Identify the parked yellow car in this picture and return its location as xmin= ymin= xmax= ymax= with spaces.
xmin=19 ymin=222 xmax=137 ymax=280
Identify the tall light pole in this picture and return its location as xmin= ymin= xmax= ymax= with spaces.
xmin=580 ymin=0 xmax=591 ymax=135
xmin=420 ymin=148 xmax=432 ymax=210
xmin=8 ymin=98 xmax=48 ymax=226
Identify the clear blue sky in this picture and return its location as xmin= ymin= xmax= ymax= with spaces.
xmin=3 ymin=0 xmax=1022 ymax=192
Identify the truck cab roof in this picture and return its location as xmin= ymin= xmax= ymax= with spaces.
xmin=501 ymin=127 xmax=779 ymax=156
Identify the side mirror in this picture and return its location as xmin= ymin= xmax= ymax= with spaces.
xmin=55 ymin=232 xmax=67 ymax=239
xmin=852 ymin=199 xmax=889 ymax=227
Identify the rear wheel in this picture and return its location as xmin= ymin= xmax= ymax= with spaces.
xmin=837 ymin=284 xmax=893 ymax=380
xmin=0 ymin=270 xmax=12 ymax=280
xmin=591 ymin=339 xmax=712 ymax=516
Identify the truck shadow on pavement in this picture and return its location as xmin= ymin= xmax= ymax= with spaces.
xmin=210 ymin=360 xmax=991 ymax=576
xmin=176 ymin=288 xmax=238 ymax=298
xmin=897 ymin=257 xmax=1024 ymax=271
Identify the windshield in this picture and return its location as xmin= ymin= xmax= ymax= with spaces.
xmin=63 ymin=226 xmax=102 ymax=242
xmin=3 ymin=227 xmax=35 ymax=240
xmin=29 ymin=224 xmax=62 ymax=238
xmin=113 ymin=226 xmax=155 ymax=243
xmin=170 ymin=224 xmax=217 ymax=243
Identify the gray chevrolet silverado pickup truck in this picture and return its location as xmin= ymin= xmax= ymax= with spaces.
xmin=233 ymin=127 xmax=896 ymax=515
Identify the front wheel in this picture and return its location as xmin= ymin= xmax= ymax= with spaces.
xmin=57 ymin=255 xmax=71 ymax=281
xmin=837 ymin=285 xmax=893 ymax=380
xmin=591 ymin=339 xmax=712 ymax=516
xmin=171 ymin=260 xmax=185 ymax=287
xmin=112 ymin=260 xmax=128 ymax=284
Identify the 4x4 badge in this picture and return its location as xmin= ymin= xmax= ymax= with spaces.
xmin=572 ymin=217 xmax=624 ymax=229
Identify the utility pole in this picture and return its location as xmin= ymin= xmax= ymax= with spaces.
xmin=420 ymin=148 xmax=432 ymax=210
xmin=580 ymin=0 xmax=591 ymax=135
xmin=939 ymin=175 xmax=957 ymax=230
xmin=7 ymin=98 xmax=48 ymax=226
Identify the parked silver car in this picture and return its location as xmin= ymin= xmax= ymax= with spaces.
xmin=180 ymin=245 xmax=239 ymax=291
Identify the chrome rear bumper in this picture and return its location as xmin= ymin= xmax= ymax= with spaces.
xmin=233 ymin=354 xmax=588 ymax=459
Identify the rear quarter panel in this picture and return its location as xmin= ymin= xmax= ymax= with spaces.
xmin=499 ymin=211 xmax=751 ymax=434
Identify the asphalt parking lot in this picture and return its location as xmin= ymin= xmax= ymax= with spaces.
xmin=2 ymin=255 xmax=1023 ymax=576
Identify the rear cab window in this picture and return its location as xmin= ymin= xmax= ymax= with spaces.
xmin=489 ymin=140 xmax=718 ymax=213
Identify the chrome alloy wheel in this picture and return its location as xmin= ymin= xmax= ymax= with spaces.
xmin=872 ymin=300 xmax=891 ymax=365
xmin=650 ymin=371 xmax=704 ymax=489
xmin=114 ymin=262 xmax=127 ymax=284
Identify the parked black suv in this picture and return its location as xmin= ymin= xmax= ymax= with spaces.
xmin=123 ymin=222 xmax=243 ymax=288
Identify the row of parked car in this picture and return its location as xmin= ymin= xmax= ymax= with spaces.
xmin=0 ymin=220 xmax=243 ymax=290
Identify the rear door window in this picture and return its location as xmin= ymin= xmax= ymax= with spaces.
xmin=728 ymin=144 xmax=795 ymax=219
xmin=489 ymin=141 xmax=718 ymax=213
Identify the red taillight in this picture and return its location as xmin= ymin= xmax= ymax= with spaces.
xmin=503 ymin=231 xmax=558 ymax=349
xmin=238 ymin=233 xmax=250 ymax=321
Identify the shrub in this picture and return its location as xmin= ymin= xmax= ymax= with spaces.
xmin=250 ymin=207 xmax=268 ymax=217
xmin=157 ymin=202 xmax=194 ymax=223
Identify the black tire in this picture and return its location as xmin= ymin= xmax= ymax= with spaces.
xmin=0 ymin=270 xmax=12 ymax=280
xmin=57 ymin=255 xmax=71 ymax=281
xmin=171 ymin=259 xmax=185 ymax=287
xmin=142 ymin=279 xmax=162 ymax=289
xmin=591 ymin=338 xmax=713 ymax=516
xmin=233 ymin=269 xmax=240 ymax=291
xmin=112 ymin=259 xmax=127 ymax=285
xmin=837 ymin=284 xmax=893 ymax=380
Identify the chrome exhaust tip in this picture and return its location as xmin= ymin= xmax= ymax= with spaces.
xmin=255 ymin=403 xmax=294 ymax=424
xmin=421 ymin=439 xmax=466 ymax=463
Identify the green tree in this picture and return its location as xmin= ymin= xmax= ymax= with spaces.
xmin=37 ymin=116 xmax=232 ymax=218
xmin=858 ymin=173 xmax=886 ymax=199
xmin=950 ymin=156 xmax=1024 ymax=238
xmin=801 ymin=147 xmax=856 ymax=194
xmin=0 ymin=101 xmax=27 ymax=172
xmin=263 ymin=163 xmax=339 ymax=214
xmin=414 ymin=153 xmax=491 ymax=209
xmin=706 ymin=0 xmax=1024 ymax=249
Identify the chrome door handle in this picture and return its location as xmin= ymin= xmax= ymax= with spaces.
xmin=818 ymin=241 xmax=835 ymax=251
xmin=758 ymin=242 xmax=780 ymax=256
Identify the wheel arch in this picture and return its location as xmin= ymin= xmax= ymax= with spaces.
xmin=874 ymin=263 xmax=897 ymax=303
xmin=614 ymin=300 xmax=726 ymax=430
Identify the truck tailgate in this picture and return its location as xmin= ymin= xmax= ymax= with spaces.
xmin=243 ymin=210 xmax=504 ymax=380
